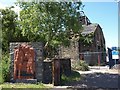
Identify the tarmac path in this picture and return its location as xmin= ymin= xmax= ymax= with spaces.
xmin=54 ymin=66 xmax=120 ymax=89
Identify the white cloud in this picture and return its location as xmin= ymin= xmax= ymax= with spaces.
xmin=0 ymin=1 xmax=21 ymax=19
xmin=0 ymin=1 xmax=21 ymax=13
xmin=0 ymin=2 xmax=7 ymax=9
xmin=0 ymin=1 xmax=21 ymax=12
xmin=11 ymin=5 xmax=22 ymax=20
xmin=11 ymin=5 xmax=21 ymax=13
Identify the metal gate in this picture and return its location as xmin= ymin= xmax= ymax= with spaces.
xmin=52 ymin=59 xmax=61 ymax=86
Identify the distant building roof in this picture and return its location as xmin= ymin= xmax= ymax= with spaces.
xmin=81 ymin=23 xmax=99 ymax=36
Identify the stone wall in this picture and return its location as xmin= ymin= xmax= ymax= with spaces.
xmin=82 ymin=52 xmax=98 ymax=65
xmin=43 ymin=60 xmax=52 ymax=84
xmin=60 ymin=41 xmax=79 ymax=67
xmin=10 ymin=42 xmax=43 ymax=82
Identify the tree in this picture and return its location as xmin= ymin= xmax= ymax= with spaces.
xmin=0 ymin=7 xmax=28 ymax=52
xmin=17 ymin=2 xmax=83 ymax=58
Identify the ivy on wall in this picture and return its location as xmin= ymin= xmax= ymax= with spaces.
xmin=79 ymin=32 xmax=94 ymax=46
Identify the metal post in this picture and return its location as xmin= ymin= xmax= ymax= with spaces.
xmin=98 ymin=53 xmax=100 ymax=69
xmin=115 ymin=59 xmax=116 ymax=68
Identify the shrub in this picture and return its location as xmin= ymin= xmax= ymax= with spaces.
xmin=1 ymin=53 xmax=10 ymax=82
xmin=72 ymin=60 xmax=89 ymax=71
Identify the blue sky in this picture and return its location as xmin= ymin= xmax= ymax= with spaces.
xmin=0 ymin=0 xmax=118 ymax=48
xmin=82 ymin=2 xmax=118 ymax=48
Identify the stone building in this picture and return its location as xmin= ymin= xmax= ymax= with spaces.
xmin=60 ymin=15 xmax=106 ymax=66
xmin=79 ymin=23 xmax=106 ymax=65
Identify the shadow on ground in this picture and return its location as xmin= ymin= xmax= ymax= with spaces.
xmin=62 ymin=72 xmax=120 ymax=89
xmin=61 ymin=70 xmax=81 ymax=85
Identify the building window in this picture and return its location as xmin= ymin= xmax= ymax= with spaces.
xmin=98 ymin=46 xmax=100 ymax=50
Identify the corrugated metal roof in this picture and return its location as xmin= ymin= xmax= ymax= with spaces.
xmin=81 ymin=23 xmax=99 ymax=36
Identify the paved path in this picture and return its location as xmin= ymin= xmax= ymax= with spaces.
xmin=54 ymin=66 xmax=120 ymax=89
xmin=78 ymin=66 xmax=119 ymax=74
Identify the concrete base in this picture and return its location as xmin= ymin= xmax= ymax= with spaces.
xmin=14 ymin=79 xmax=37 ymax=84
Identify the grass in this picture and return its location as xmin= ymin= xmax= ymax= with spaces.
xmin=0 ymin=63 xmax=4 ymax=84
xmin=0 ymin=73 xmax=3 ymax=84
xmin=61 ymin=70 xmax=81 ymax=85
xmin=0 ymin=83 xmax=51 ymax=89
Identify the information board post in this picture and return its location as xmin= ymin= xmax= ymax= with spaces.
xmin=115 ymin=59 xmax=116 ymax=68
xmin=112 ymin=50 xmax=119 ymax=67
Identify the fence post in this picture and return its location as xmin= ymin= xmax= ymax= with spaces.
xmin=52 ymin=59 xmax=61 ymax=86
xmin=98 ymin=52 xmax=100 ymax=69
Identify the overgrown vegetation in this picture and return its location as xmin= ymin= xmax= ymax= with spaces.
xmin=61 ymin=70 xmax=81 ymax=85
xmin=0 ymin=62 xmax=3 ymax=84
xmin=0 ymin=53 xmax=10 ymax=83
xmin=72 ymin=60 xmax=89 ymax=71
xmin=80 ymin=32 xmax=94 ymax=46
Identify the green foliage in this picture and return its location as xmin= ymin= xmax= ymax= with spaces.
xmin=1 ymin=53 xmax=10 ymax=82
xmin=0 ymin=7 xmax=28 ymax=52
xmin=72 ymin=60 xmax=89 ymax=71
xmin=17 ymin=2 xmax=82 ymax=58
xmin=61 ymin=70 xmax=81 ymax=85
xmin=80 ymin=32 xmax=94 ymax=46
xmin=1 ymin=1 xmax=83 ymax=57
xmin=0 ymin=62 xmax=4 ymax=83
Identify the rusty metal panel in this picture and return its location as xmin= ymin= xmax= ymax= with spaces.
xmin=52 ymin=59 xmax=61 ymax=86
